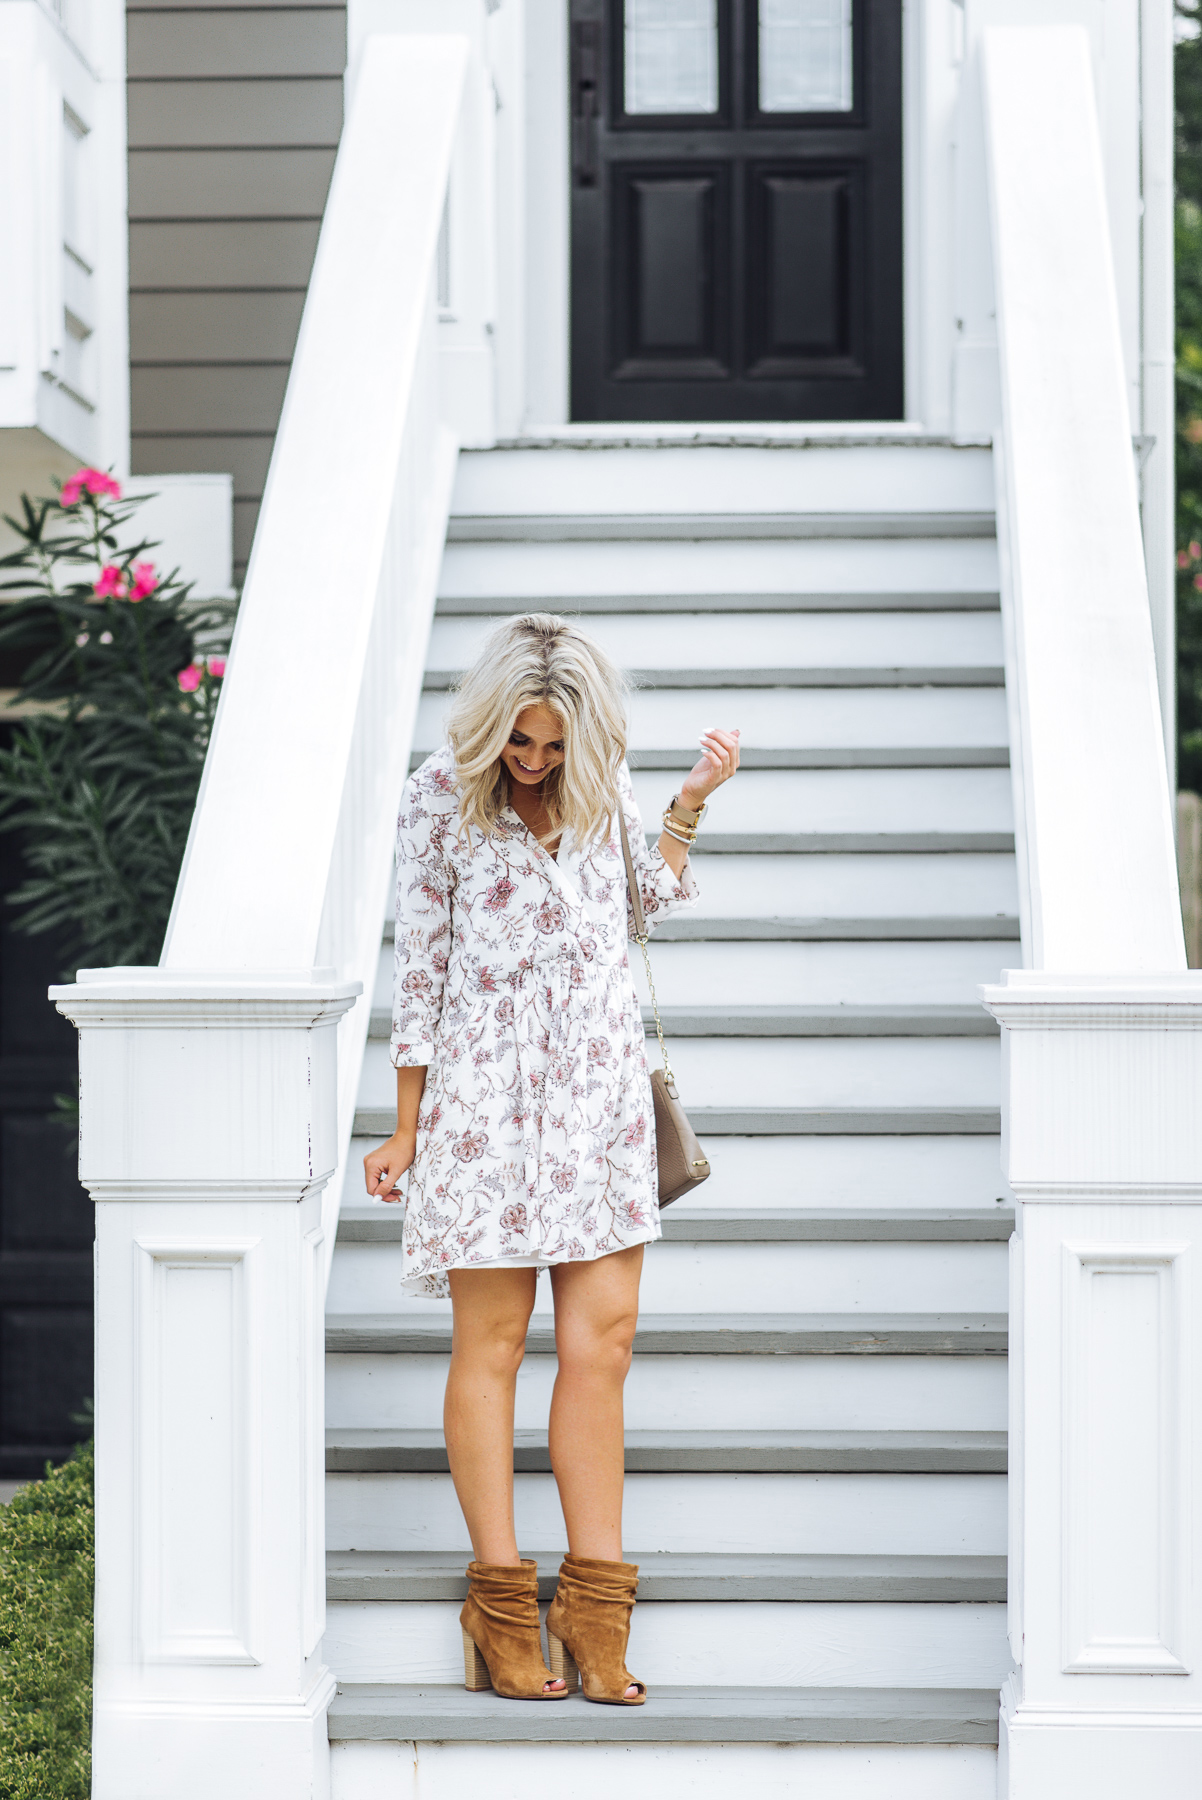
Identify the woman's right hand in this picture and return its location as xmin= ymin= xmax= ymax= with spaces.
xmin=363 ymin=1131 xmax=416 ymax=1202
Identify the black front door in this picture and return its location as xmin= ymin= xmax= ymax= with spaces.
xmin=570 ymin=0 xmax=903 ymax=422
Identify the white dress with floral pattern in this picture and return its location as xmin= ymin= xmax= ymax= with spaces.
xmin=391 ymin=748 xmax=697 ymax=1297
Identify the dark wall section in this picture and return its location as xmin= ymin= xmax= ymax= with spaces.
xmin=127 ymin=2 xmax=347 ymax=579
xmin=0 ymin=820 xmax=92 ymax=1480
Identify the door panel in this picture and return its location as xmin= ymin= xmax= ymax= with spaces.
xmin=570 ymin=0 xmax=902 ymax=421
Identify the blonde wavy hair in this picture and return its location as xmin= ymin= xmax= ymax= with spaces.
xmin=446 ymin=613 xmax=628 ymax=846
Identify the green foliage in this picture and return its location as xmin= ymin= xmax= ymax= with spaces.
xmin=0 ymin=476 xmax=228 ymax=975
xmin=0 ymin=1442 xmax=94 ymax=1800
xmin=1177 ymin=25 xmax=1202 ymax=790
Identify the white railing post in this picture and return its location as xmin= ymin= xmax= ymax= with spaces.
xmin=46 ymin=32 xmax=473 ymax=1795
xmin=981 ymin=24 xmax=1202 ymax=1796
xmin=51 ymin=969 xmax=358 ymax=1800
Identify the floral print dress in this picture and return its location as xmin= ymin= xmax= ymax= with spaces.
xmin=392 ymin=748 xmax=698 ymax=1297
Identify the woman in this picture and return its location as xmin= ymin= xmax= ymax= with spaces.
xmin=364 ymin=614 xmax=739 ymax=1706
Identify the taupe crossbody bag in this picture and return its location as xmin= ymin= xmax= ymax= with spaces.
xmin=617 ymin=809 xmax=711 ymax=1206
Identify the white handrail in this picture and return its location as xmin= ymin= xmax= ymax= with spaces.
xmin=982 ymin=24 xmax=1185 ymax=972
xmin=161 ymin=34 xmax=468 ymax=1251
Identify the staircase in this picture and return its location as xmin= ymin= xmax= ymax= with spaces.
xmin=324 ymin=439 xmax=1015 ymax=1796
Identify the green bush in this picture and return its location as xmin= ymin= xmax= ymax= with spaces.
xmin=0 ymin=470 xmax=228 ymax=975
xmin=0 ymin=1442 xmax=93 ymax=1799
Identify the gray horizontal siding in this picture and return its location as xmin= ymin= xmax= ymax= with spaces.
xmin=132 ymin=366 xmax=290 ymax=433
xmin=130 ymin=220 xmax=322 ymax=287
xmin=131 ymin=436 xmax=275 ymax=494
xmin=128 ymin=3 xmax=346 ymax=578
xmin=130 ymin=292 xmax=305 ymax=362
xmin=128 ymin=78 xmax=343 ymax=148
xmin=128 ymin=10 xmax=345 ymax=78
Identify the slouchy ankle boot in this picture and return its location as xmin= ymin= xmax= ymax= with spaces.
xmin=460 ymin=1560 xmax=567 ymax=1700
xmin=545 ymin=1555 xmax=646 ymax=1705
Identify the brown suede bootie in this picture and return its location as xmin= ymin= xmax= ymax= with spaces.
xmin=545 ymin=1555 xmax=646 ymax=1705
xmin=460 ymin=1560 xmax=567 ymax=1700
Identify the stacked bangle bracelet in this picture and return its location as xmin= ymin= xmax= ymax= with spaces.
xmin=661 ymin=793 xmax=707 ymax=847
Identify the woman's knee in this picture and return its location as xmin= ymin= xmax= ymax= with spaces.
xmin=556 ymin=1308 xmax=639 ymax=1382
xmin=449 ymin=1270 xmax=536 ymax=1375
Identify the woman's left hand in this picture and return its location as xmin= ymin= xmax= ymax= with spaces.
xmin=679 ymin=727 xmax=740 ymax=809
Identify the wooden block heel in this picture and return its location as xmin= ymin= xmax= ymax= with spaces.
xmin=462 ymin=1627 xmax=493 ymax=1692
xmin=545 ymin=1630 xmax=579 ymax=1694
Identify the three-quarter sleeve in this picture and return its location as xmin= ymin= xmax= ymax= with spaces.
xmin=618 ymin=760 xmax=699 ymax=938
xmin=391 ymin=777 xmax=453 ymax=1068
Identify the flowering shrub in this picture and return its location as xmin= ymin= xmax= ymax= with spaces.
xmin=0 ymin=472 xmax=231 ymax=971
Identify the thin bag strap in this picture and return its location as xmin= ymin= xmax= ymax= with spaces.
xmin=618 ymin=805 xmax=675 ymax=1087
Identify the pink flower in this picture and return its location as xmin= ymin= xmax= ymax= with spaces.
xmin=129 ymin=560 xmax=158 ymax=601
xmin=177 ymin=663 xmax=202 ymax=693
xmin=61 ymin=467 xmax=122 ymax=507
xmin=1192 ymin=542 xmax=1202 ymax=560
xmin=1180 ymin=551 xmax=1191 ymax=570
xmin=93 ymin=565 xmax=127 ymax=599
xmin=1194 ymin=575 xmax=1202 ymax=593
xmin=207 ymin=657 xmax=226 ymax=678
xmin=484 ymin=878 xmax=516 ymax=913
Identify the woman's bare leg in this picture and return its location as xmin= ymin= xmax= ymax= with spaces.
xmin=548 ymin=1244 xmax=644 ymax=1561
xmin=445 ymin=1267 xmax=539 ymax=1566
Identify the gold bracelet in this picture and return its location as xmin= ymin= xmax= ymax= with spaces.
xmin=660 ymin=820 xmax=695 ymax=847
xmin=662 ymin=807 xmax=699 ymax=836
xmin=668 ymin=793 xmax=707 ymax=827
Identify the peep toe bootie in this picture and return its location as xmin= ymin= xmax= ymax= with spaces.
xmin=545 ymin=1555 xmax=647 ymax=1705
xmin=460 ymin=1560 xmax=567 ymax=1700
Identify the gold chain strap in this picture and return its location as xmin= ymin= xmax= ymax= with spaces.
xmin=635 ymin=930 xmax=675 ymax=1089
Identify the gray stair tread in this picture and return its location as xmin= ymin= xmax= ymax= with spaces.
xmin=326 ymin=1427 xmax=1008 ymax=1474
xmin=436 ymin=590 xmax=1002 ymax=614
xmin=653 ymin=915 xmax=1021 ymax=940
xmin=338 ymin=1205 xmax=1015 ymax=1243
xmin=328 ymin=1683 xmax=1000 ymax=1745
xmin=326 ymin=1312 xmax=1008 ymax=1356
xmin=368 ymin=1006 xmax=999 ymax=1041
xmin=380 ymin=915 xmax=1022 ymax=942
xmin=325 ymin=1549 xmax=1006 ymax=1603
xmin=445 ymin=512 xmax=997 ymax=542
xmin=662 ymin=834 xmax=1016 ymax=853
xmin=354 ymin=1107 xmax=1002 ymax=1137
xmin=425 ymin=666 xmax=1004 ymax=691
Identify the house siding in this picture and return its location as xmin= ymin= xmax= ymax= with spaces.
xmin=126 ymin=2 xmax=347 ymax=578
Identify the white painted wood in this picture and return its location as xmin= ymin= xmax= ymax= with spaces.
xmin=418 ymin=685 xmax=1012 ymax=757
xmin=449 ymin=445 xmax=997 ymax=519
xmin=371 ymin=937 xmax=1012 ymax=1015
xmin=349 ymin=1131 xmax=1011 ymax=1212
xmin=428 ymin=610 xmax=1004 ymax=678
xmin=51 ymin=974 xmax=358 ymax=1799
xmin=437 ymin=536 xmax=1000 ymax=605
xmin=326 ymin=1469 xmax=1009 ymax=1556
xmin=358 ymin=1032 xmax=1000 ymax=1116
xmin=0 ymin=0 xmax=128 ymax=472
xmin=325 ymin=1351 xmax=1007 ymax=1434
xmin=332 ymin=1740 xmax=998 ymax=1800
xmin=328 ymin=1238 xmax=1009 ymax=1318
xmin=322 ymin=1597 xmax=1012 ymax=1689
xmin=983 ymin=23 xmax=1183 ymax=970
xmin=1139 ymin=0 xmax=1177 ymax=783
xmin=630 ymin=769 xmax=1013 ymax=845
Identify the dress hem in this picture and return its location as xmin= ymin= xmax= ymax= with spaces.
xmin=399 ymin=1223 xmax=662 ymax=1298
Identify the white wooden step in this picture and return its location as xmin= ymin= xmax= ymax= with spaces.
xmin=325 ymin=1469 xmax=1008 ymax=1556
xmin=631 ymin=769 xmax=1014 ymax=852
xmin=416 ymin=686 xmax=1011 ymax=768
xmin=322 ymin=1596 xmax=1011 ymax=1690
xmin=642 ymin=852 xmax=1019 ymax=938
xmin=338 ymin=1204 xmax=1015 ymax=1243
xmin=328 ymin=1548 xmax=1005 ymax=1603
xmin=436 ymin=538 xmax=999 ymax=610
xmin=425 ymin=612 xmax=1004 ymax=688
xmin=327 ymin=1240 xmax=1008 ymax=1318
xmin=347 ymin=1135 xmax=1011 ymax=1214
xmin=325 ymin=1428 xmax=1007 ymax=1476
xmin=326 ymin=1347 xmax=1006 ymax=1435
xmin=450 ymin=444 xmax=996 ymax=522
xmin=354 ymin=1035 xmax=1001 ymax=1136
xmin=329 ymin=1687 xmax=1001 ymax=1756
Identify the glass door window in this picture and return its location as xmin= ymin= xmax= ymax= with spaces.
xmin=624 ymin=0 xmax=719 ymax=114
xmin=759 ymin=0 xmax=853 ymax=113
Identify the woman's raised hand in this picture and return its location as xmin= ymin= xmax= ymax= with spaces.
xmin=679 ymin=727 xmax=740 ymax=810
